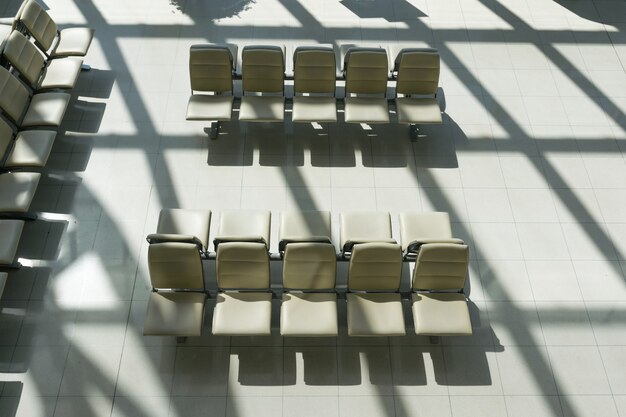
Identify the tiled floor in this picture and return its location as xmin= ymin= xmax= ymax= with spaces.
xmin=1 ymin=0 xmax=626 ymax=416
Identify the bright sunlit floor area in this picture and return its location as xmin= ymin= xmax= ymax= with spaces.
xmin=1 ymin=0 xmax=626 ymax=416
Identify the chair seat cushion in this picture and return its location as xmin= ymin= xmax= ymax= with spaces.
xmin=0 ymin=220 xmax=24 ymax=265
xmin=186 ymin=95 xmax=233 ymax=121
xmin=216 ymin=210 xmax=271 ymax=246
xmin=143 ymin=292 xmax=206 ymax=336
xmin=0 ymin=172 xmax=41 ymax=212
xmin=40 ymin=57 xmax=83 ymax=90
xmin=21 ymin=92 xmax=71 ymax=128
xmin=396 ymin=97 xmax=442 ymax=124
xmin=0 ymin=272 xmax=7 ymax=298
xmin=5 ymin=130 xmax=56 ymax=168
xmin=344 ymin=97 xmax=389 ymax=124
xmin=340 ymin=211 xmax=393 ymax=249
xmin=280 ymin=292 xmax=338 ymax=336
xmin=212 ymin=292 xmax=272 ymax=335
xmin=399 ymin=212 xmax=453 ymax=252
xmin=347 ymin=293 xmax=405 ymax=336
xmin=53 ymin=27 xmax=95 ymax=57
xmin=155 ymin=209 xmax=212 ymax=249
xmin=292 ymin=96 xmax=337 ymax=123
xmin=412 ymin=292 xmax=472 ymax=336
xmin=280 ymin=211 xmax=331 ymax=242
xmin=239 ymin=96 xmax=285 ymax=122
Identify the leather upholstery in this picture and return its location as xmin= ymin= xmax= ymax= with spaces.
xmin=292 ymin=96 xmax=337 ymax=123
xmin=215 ymin=210 xmax=271 ymax=248
xmin=412 ymin=243 xmax=469 ymax=291
xmin=154 ymin=208 xmax=211 ymax=249
xmin=242 ymin=45 xmax=284 ymax=93
xmin=0 ymin=219 xmax=24 ymax=264
xmin=0 ymin=65 xmax=33 ymax=123
xmin=396 ymin=97 xmax=442 ymax=124
xmin=412 ymin=292 xmax=472 ymax=336
xmin=239 ymin=96 xmax=285 ymax=122
xmin=5 ymin=129 xmax=56 ymax=168
xmin=283 ymin=242 xmax=336 ymax=289
xmin=144 ymin=292 xmax=206 ymax=336
xmin=53 ymin=28 xmax=94 ymax=57
xmin=147 ymin=242 xmax=204 ymax=289
xmin=22 ymin=91 xmax=71 ymax=127
xmin=212 ymin=292 xmax=272 ymax=335
xmin=0 ymin=271 xmax=6 ymax=297
xmin=394 ymin=48 xmax=440 ymax=95
xmin=339 ymin=211 xmax=394 ymax=249
xmin=344 ymin=47 xmax=388 ymax=94
xmin=189 ymin=44 xmax=234 ymax=93
xmin=343 ymin=97 xmax=390 ymax=124
xmin=399 ymin=211 xmax=454 ymax=251
xmin=0 ymin=118 xmax=14 ymax=160
xmin=348 ymin=242 xmax=402 ymax=291
xmin=293 ymin=46 xmax=336 ymax=94
xmin=215 ymin=242 xmax=270 ymax=289
xmin=186 ymin=95 xmax=233 ymax=121
xmin=0 ymin=172 xmax=40 ymax=212
xmin=280 ymin=292 xmax=338 ymax=336
xmin=279 ymin=210 xmax=331 ymax=243
xmin=347 ymin=293 xmax=405 ymax=336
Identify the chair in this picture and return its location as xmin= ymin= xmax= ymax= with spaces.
xmin=146 ymin=208 xmax=212 ymax=253
xmin=280 ymin=242 xmax=337 ymax=336
xmin=0 ymin=66 xmax=70 ymax=129
xmin=143 ymin=241 xmax=207 ymax=337
xmin=212 ymin=241 xmax=272 ymax=335
xmin=16 ymin=0 xmax=94 ymax=59
xmin=2 ymin=30 xmax=83 ymax=91
xmin=239 ymin=45 xmax=285 ymax=122
xmin=339 ymin=211 xmax=396 ymax=256
xmin=393 ymin=48 xmax=442 ymax=125
xmin=278 ymin=210 xmax=332 ymax=254
xmin=213 ymin=209 xmax=271 ymax=250
xmin=343 ymin=47 xmax=390 ymax=124
xmin=399 ymin=211 xmax=464 ymax=259
xmin=0 ymin=272 xmax=7 ymax=298
xmin=346 ymin=242 xmax=405 ymax=336
xmin=0 ymin=219 xmax=25 ymax=268
xmin=0 ymin=172 xmax=41 ymax=219
xmin=291 ymin=46 xmax=337 ymax=123
xmin=411 ymin=243 xmax=472 ymax=336
xmin=186 ymin=44 xmax=236 ymax=139
xmin=0 ymin=117 xmax=56 ymax=171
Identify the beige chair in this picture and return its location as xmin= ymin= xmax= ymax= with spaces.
xmin=0 ymin=117 xmax=56 ymax=170
xmin=411 ymin=243 xmax=472 ymax=336
xmin=0 ymin=66 xmax=70 ymax=128
xmin=280 ymin=242 xmax=337 ymax=336
xmin=343 ymin=47 xmax=390 ymax=124
xmin=239 ymin=45 xmax=285 ymax=122
xmin=146 ymin=208 xmax=212 ymax=253
xmin=347 ymin=242 xmax=405 ymax=336
xmin=17 ymin=0 xmax=94 ymax=59
xmin=0 ymin=219 xmax=25 ymax=268
xmin=213 ymin=209 xmax=271 ymax=250
xmin=399 ymin=211 xmax=464 ymax=259
xmin=212 ymin=241 xmax=272 ymax=335
xmin=2 ymin=30 xmax=83 ymax=91
xmin=292 ymin=46 xmax=337 ymax=123
xmin=393 ymin=48 xmax=442 ymax=125
xmin=339 ymin=211 xmax=396 ymax=256
xmin=0 ymin=172 xmax=41 ymax=219
xmin=278 ymin=210 xmax=332 ymax=253
xmin=144 ymin=241 xmax=207 ymax=337
xmin=186 ymin=44 xmax=236 ymax=139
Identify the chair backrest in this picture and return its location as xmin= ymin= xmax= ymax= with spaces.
xmin=293 ymin=46 xmax=336 ymax=95
xmin=18 ymin=0 xmax=58 ymax=53
xmin=241 ymin=45 xmax=284 ymax=94
xmin=343 ymin=47 xmax=388 ymax=95
xmin=0 ymin=66 xmax=31 ymax=125
xmin=216 ymin=241 xmax=270 ymax=289
xmin=189 ymin=44 xmax=234 ymax=93
xmin=0 ymin=117 xmax=14 ymax=160
xmin=348 ymin=242 xmax=402 ymax=291
xmin=283 ymin=242 xmax=336 ymax=289
xmin=3 ymin=30 xmax=45 ymax=88
xmin=412 ymin=243 xmax=469 ymax=291
xmin=148 ymin=242 xmax=204 ymax=289
xmin=395 ymin=48 xmax=440 ymax=96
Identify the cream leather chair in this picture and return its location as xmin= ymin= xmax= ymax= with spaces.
xmin=17 ymin=0 xmax=94 ymax=59
xmin=146 ymin=209 xmax=212 ymax=254
xmin=291 ymin=46 xmax=337 ymax=123
xmin=347 ymin=242 xmax=405 ymax=336
xmin=144 ymin=242 xmax=207 ymax=337
xmin=2 ymin=30 xmax=83 ymax=91
xmin=239 ymin=45 xmax=285 ymax=122
xmin=212 ymin=241 xmax=272 ymax=335
xmin=0 ymin=172 xmax=41 ymax=219
xmin=278 ymin=210 xmax=332 ymax=254
xmin=399 ymin=211 xmax=464 ymax=259
xmin=393 ymin=48 xmax=442 ymax=125
xmin=411 ymin=243 xmax=472 ymax=336
xmin=0 ymin=219 xmax=25 ymax=268
xmin=343 ymin=47 xmax=390 ymax=124
xmin=280 ymin=242 xmax=337 ymax=336
xmin=213 ymin=209 xmax=271 ymax=250
xmin=186 ymin=45 xmax=236 ymax=139
xmin=339 ymin=211 xmax=396 ymax=257
xmin=0 ymin=66 xmax=70 ymax=128
xmin=0 ymin=117 xmax=56 ymax=170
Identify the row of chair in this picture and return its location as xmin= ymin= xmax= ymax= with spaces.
xmin=144 ymin=209 xmax=472 ymax=338
xmin=187 ymin=44 xmax=442 ymax=137
xmin=0 ymin=0 xmax=94 ymax=271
